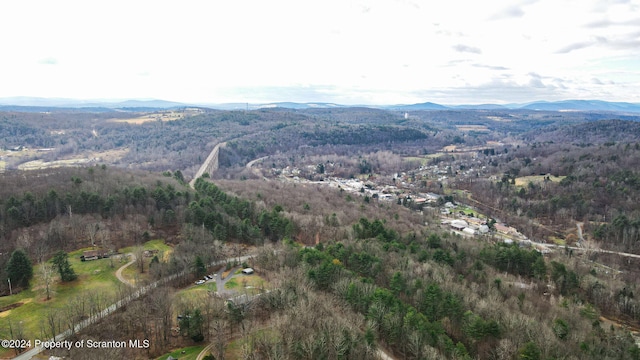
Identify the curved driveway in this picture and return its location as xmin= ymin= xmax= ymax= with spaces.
xmin=114 ymin=253 xmax=136 ymax=287
xmin=213 ymin=265 xmax=242 ymax=297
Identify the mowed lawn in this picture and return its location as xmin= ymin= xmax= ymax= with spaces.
xmin=0 ymin=247 xmax=122 ymax=357
xmin=225 ymin=273 xmax=268 ymax=292
xmin=155 ymin=345 xmax=204 ymax=360
xmin=120 ymin=239 xmax=173 ymax=255
xmin=120 ymin=239 xmax=173 ymax=284
xmin=177 ymin=281 xmax=218 ymax=300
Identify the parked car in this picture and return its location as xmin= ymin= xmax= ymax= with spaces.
xmin=195 ymin=280 xmax=205 ymax=285
xmin=204 ymin=275 xmax=211 ymax=280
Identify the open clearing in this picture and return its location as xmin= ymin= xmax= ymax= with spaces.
xmin=176 ymin=282 xmax=218 ymax=302
xmin=109 ymin=109 xmax=204 ymax=124
xmin=120 ymin=239 xmax=172 ymax=254
xmin=486 ymin=116 xmax=512 ymax=122
xmin=456 ymin=124 xmax=489 ymax=132
xmin=18 ymin=158 xmax=93 ymax=170
xmin=224 ymin=274 xmax=268 ymax=292
xmin=15 ymin=149 xmax=128 ymax=171
xmin=515 ymin=174 xmax=565 ymax=187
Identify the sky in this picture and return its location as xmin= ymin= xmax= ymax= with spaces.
xmin=1 ymin=0 xmax=639 ymax=105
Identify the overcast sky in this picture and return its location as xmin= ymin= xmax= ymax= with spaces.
xmin=1 ymin=0 xmax=639 ymax=105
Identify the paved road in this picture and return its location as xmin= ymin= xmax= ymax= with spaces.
xmin=245 ymin=156 xmax=268 ymax=170
xmin=538 ymin=241 xmax=640 ymax=259
xmin=245 ymin=156 xmax=270 ymax=181
xmin=213 ymin=265 xmax=242 ymax=297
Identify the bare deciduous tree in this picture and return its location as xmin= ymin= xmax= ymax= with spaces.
xmin=39 ymin=261 xmax=55 ymax=301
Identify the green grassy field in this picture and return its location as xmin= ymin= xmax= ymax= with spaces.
xmin=225 ymin=278 xmax=239 ymax=289
xmin=450 ymin=204 xmax=484 ymax=218
xmin=224 ymin=274 xmax=268 ymax=292
xmin=178 ymin=282 xmax=218 ymax=299
xmin=120 ymin=239 xmax=172 ymax=254
xmin=549 ymin=236 xmax=567 ymax=246
xmin=0 ymin=242 xmax=168 ymax=351
xmin=155 ymin=345 xmax=204 ymax=360
xmin=0 ymin=248 xmax=122 ymax=358
xmin=120 ymin=240 xmax=173 ymax=284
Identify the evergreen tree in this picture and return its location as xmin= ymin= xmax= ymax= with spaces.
xmin=519 ymin=341 xmax=541 ymax=360
xmin=52 ymin=251 xmax=77 ymax=282
xmin=6 ymin=249 xmax=33 ymax=288
xmin=179 ymin=309 xmax=204 ymax=342
xmin=194 ymin=256 xmax=206 ymax=277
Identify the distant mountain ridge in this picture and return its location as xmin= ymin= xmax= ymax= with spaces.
xmin=389 ymin=100 xmax=640 ymax=112
xmin=517 ymin=100 xmax=640 ymax=112
xmin=1 ymin=97 xmax=639 ymax=113
xmin=0 ymin=97 xmax=186 ymax=109
xmin=386 ymin=102 xmax=448 ymax=110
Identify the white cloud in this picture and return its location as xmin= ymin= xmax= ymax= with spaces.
xmin=452 ymin=44 xmax=482 ymax=54
xmin=0 ymin=0 xmax=638 ymax=104
xmin=38 ymin=57 xmax=58 ymax=65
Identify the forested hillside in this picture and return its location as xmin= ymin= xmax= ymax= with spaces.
xmin=2 ymin=108 xmax=640 ymax=359
xmin=464 ymin=120 xmax=640 ymax=253
xmin=0 ymin=167 xmax=291 ymax=295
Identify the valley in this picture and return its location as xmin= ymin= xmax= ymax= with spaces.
xmin=2 ymin=106 xmax=640 ymax=359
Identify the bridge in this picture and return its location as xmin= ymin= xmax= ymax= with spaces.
xmin=189 ymin=142 xmax=226 ymax=188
